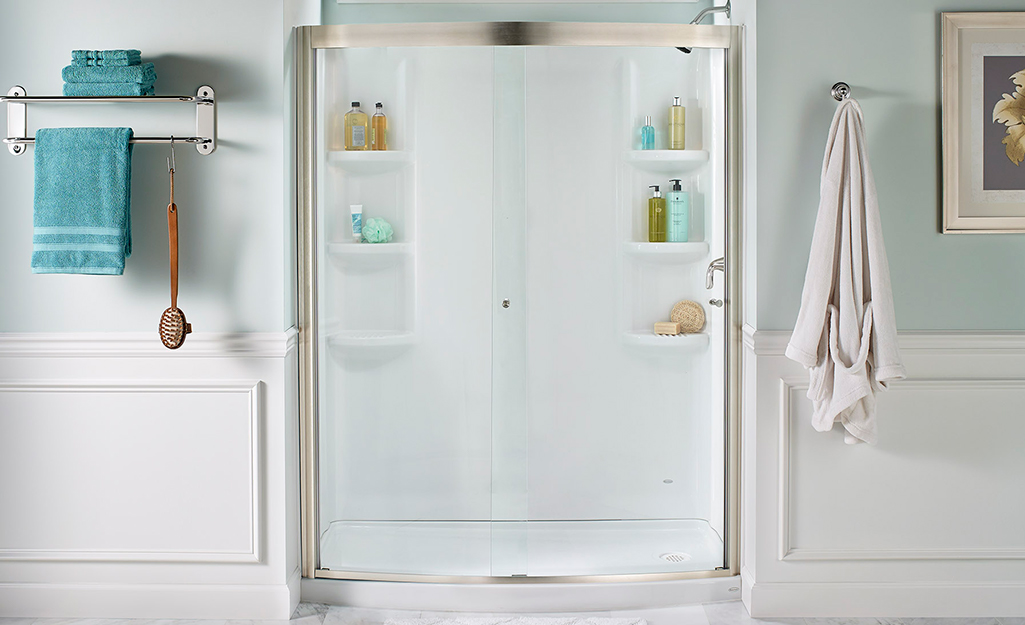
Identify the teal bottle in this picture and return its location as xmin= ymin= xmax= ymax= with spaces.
xmin=667 ymin=178 xmax=690 ymax=242
xmin=640 ymin=115 xmax=655 ymax=150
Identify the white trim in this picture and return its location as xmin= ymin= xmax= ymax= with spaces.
xmin=746 ymin=326 xmax=1025 ymax=356
xmin=0 ymin=380 xmax=263 ymax=565
xmin=0 ymin=581 xmax=295 ymax=619
xmin=776 ymin=376 xmax=1025 ymax=562
xmin=0 ymin=328 xmax=298 ymax=358
xmin=336 ymin=0 xmax=700 ymax=3
xmin=746 ymin=580 xmax=1025 ymax=618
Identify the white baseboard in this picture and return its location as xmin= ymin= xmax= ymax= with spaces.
xmin=0 ymin=581 xmax=296 ymax=619
xmin=746 ymin=581 xmax=1025 ymax=617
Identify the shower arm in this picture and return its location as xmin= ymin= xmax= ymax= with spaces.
xmin=678 ymin=0 xmax=731 ymax=53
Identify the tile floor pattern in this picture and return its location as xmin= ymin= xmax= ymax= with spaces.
xmin=0 ymin=603 xmax=1022 ymax=625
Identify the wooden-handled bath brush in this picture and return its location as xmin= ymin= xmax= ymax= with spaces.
xmin=159 ymin=141 xmax=192 ymax=349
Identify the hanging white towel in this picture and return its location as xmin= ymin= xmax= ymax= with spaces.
xmin=785 ymin=98 xmax=906 ymax=445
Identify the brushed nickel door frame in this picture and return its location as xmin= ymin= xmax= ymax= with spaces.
xmin=295 ymin=21 xmax=744 ymax=584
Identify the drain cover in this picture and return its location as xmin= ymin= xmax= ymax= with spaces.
xmin=659 ymin=552 xmax=692 ymax=563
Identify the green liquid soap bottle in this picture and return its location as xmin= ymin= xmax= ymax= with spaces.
xmin=648 ymin=185 xmax=666 ymax=242
xmin=669 ymin=96 xmax=685 ymax=150
xmin=667 ymin=178 xmax=690 ymax=242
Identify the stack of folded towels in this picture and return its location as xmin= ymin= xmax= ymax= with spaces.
xmin=62 ymin=49 xmax=156 ymax=96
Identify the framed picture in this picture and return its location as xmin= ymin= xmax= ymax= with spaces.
xmin=943 ymin=12 xmax=1025 ymax=233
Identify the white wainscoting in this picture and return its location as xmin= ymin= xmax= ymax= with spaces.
xmin=743 ymin=327 xmax=1025 ymax=618
xmin=0 ymin=331 xmax=300 ymax=620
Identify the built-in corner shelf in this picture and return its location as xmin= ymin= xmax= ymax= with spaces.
xmin=622 ymin=150 xmax=709 ymax=175
xmin=622 ymin=241 xmax=709 ymax=264
xmin=328 ymin=242 xmax=412 ymax=269
xmin=621 ymin=331 xmax=709 ymax=352
xmin=328 ymin=150 xmax=413 ymax=175
xmin=327 ymin=330 xmax=416 ymax=359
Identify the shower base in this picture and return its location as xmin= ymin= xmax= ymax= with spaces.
xmin=320 ymin=519 xmax=723 ymax=578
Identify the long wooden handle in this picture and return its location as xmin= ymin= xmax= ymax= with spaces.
xmin=168 ymin=201 xmax=178 ymax=310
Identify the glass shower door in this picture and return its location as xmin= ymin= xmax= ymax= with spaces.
xmin=304 ymin=25 xmax=737 ymax=580
xmin=490 ymin=45 xmax=728 ymax=577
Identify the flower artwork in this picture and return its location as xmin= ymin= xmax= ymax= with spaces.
xmin=993 ymin=69 xmax=1025 ymax=166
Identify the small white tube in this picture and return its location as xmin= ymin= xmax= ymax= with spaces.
xmin=350 ymin=204 xmax=363 ymax=241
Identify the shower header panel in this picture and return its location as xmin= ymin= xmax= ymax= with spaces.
xmin=295 ymin=21 xmax=743 ymax=585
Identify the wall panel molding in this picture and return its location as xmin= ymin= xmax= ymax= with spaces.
xmin=0 ymin=329 xmax=297 ymax=359
xmin=0 ymin=380 xmax=263 ymax=564
xmin=774 ymin=365 xmax=1025 ymax=562
xmin=745 ymin=325 xmax=1025 ymax=356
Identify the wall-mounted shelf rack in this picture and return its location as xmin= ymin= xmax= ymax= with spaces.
xmin=2 ymin=85 xmax=216 ymax=156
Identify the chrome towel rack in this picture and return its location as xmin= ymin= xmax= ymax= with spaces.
xmin=831 ymin=82 xmax=851 ymax=101
xmin=2 ymin=85 xmax=216 ymax=156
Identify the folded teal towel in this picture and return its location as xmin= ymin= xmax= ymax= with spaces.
xmin=72 ymin=49 xmax=142 ymax=66
xmin=33 ymin=128 xmax=134 ymax=275
xmin=62 ymin=63 xmax=156 ymax=84
xmin=63 ymin=82 xmax=154 ymax=96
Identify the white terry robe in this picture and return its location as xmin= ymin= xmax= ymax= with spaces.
xmin=785 ymin=99 xmax=906 ymax=445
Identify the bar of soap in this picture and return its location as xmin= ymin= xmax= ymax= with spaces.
xmin=654 ymin=321 xmax=681 ymax=336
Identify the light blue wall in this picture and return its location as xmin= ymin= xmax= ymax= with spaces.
xmin=758 ymin=0 xmax=1025 ymax=331
xmin=0 ymin=0 xmax=288 ymax=332
xmin=322 ymin=2 xmax=713 ymax=25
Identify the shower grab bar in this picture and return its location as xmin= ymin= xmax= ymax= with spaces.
xmin=832 ymin=82 xmax=851 ymax=101
xmin=4 ymin=85 xmax=216 ymax=155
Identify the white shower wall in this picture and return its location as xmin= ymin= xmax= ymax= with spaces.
xmin=315 ymin=43 xmax=727 ymax=577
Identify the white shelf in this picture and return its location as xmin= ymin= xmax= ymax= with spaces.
xmin=622 ymin=150 xmax=709 ymax=175
xmin=621 ymin=331 xmax=709 ymax=352
xmin=327 ymin=330 xmax=416 ymax=361
xmin=328 ymin=242 xmax=412 ymax=269
xmin=328 ymin=150 xmax=413 ymax=175
xmin=622 ymin=241 xmax=709 ymax=264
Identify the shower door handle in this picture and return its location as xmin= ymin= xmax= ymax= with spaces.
xmin=705 ymin=256 xmax=725 ymax=289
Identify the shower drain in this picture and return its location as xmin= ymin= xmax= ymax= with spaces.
xmin=659 ymin=552 xmax=692 ymax=563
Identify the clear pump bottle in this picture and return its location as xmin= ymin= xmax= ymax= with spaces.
xmin=371 ymin=102 xmax=387 ymax=151
xmin=666 ymin=178 xmax=690 ymax=242
xmin=648 ymin=185 xmax=666 ymax=242
xmin=669 ymin=96 xmax=685 ymax=150
xmin=344 ymin=101 xmax=369 ymax=151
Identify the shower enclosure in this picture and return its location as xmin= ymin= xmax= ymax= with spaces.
xmin=296 ymin=21 xmax=741 ymax=586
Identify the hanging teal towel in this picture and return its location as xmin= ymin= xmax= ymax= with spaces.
xmin=63 ymin=82 xmax=154 ymax=97
xmin=62 ymin=63 xmax=156 ymax=84
xmin=72 ymin=49 xmax=142 ymax=67
xmin=32 ymin=128 xmax=134 ymax=275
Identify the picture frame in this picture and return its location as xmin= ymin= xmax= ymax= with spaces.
xmin=942 ymin=12 xmax=1025 ymax=233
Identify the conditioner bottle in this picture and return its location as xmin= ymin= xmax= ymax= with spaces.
xmin=668 ymin=96 xmax=685 ymax=150
xmin=666 ymin=178 xmax=690 ymax=242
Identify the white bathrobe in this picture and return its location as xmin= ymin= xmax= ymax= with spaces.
xmin=785 ymin=99 xmax=906 ymax=445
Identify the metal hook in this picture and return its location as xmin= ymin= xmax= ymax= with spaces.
xmin=167 ymin=135 xmax=176 ymax=173
xmin=831 ymin=82 xmax=851 ymax=102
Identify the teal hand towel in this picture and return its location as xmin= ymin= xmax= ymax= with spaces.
xmin=63 ymin=82 xmax=154 ymax=96
xmin=33 ymin=128 xmax=134 ymax=275
xmin=72 ymin=49 xmax=142 ymax=66
xmin=62 ymin=63 xmax=156 ymax=84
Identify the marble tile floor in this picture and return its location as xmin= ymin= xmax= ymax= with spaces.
xmin=0 ymin=602 xmax=1021 ymax=625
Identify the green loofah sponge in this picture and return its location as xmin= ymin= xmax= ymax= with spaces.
xmin=362 ymin=217 xmax=394 ymax=243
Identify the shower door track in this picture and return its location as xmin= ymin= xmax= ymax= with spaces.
xmin=295 ymin=20 xmax=743 ymax=584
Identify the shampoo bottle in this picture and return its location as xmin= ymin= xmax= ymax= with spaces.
xmin=344 ymin=101 xmax=369 ymax=151
xmin=648 ymin=185 xmax=666 ymax=243
xmin=667 ymin=178 xmax=690 ymax=242
xmin=640 ymin=115 xmax=655 ymax=150
xmin=668 ymin=96 xmax=685 ymax=150
xmin=371 ymin=102 xmax=387 ymax=151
